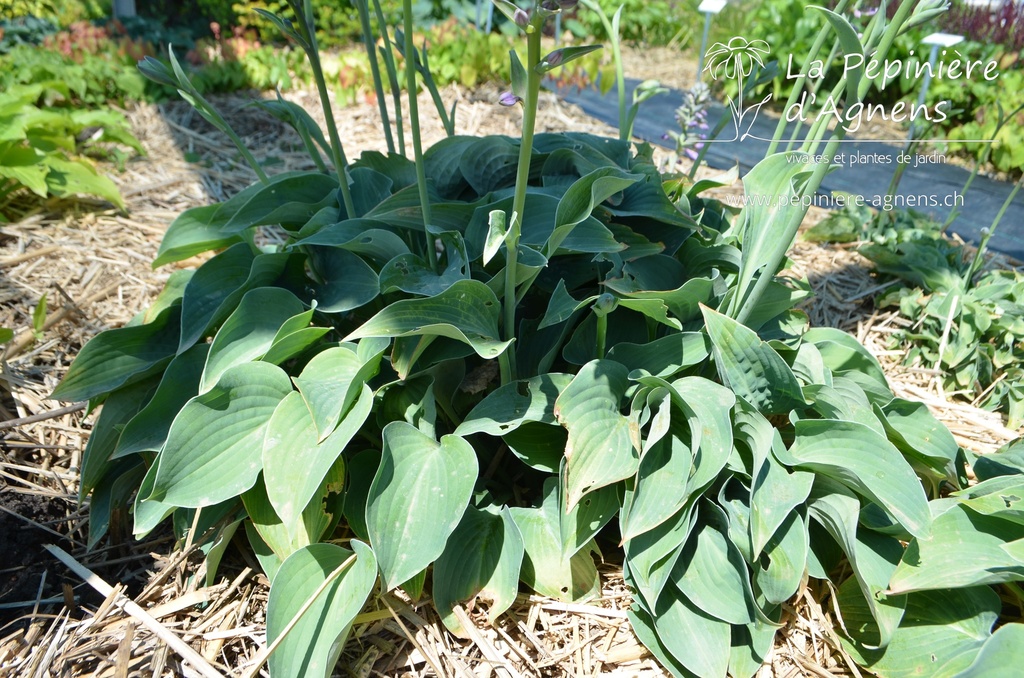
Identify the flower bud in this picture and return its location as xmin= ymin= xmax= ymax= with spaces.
xmin=514 ymin=8 xmax=530 ymax=26
xmin=499 ymin=90 xmax=523 ymax=106
xmin=592 ymin=293 xmax=618 ymax=317
xmin=556 ymin=0 xmax=578 ymax=8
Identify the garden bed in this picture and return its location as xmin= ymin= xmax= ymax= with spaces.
xmin=0 ymin=83 xmax=1019 ymax=677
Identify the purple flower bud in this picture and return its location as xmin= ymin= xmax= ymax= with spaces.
xmin=557 ymin=0 xmax=578 ymax=8
xmin=541 ymin=0 xmax=558 ymax=10
xmin=514 ymin=8 xmax=530 ymax=26
xmin=544 ymin=49 xmax=564 ymax=67
xmin=499 ymin=91 xmax=522 ymax=106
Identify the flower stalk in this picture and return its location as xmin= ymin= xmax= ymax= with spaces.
xmin=403 ymin=0 xmax=439 ymax=272
xmin=355 ymin=0 xmax=395 ymax=155
xmin=501 ymin=12 xmax=545 ymax=382
xmin=293 ymin=0 xmax=357 ymax=218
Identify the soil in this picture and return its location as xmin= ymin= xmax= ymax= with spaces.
xmin=0 ymin=489 xmax=74 ymax=611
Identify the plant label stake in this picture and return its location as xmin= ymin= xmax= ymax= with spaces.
xmin=697 ymin=0 xmax=727 ymax=80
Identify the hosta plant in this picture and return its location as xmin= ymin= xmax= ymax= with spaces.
xmin=0 ymin=82 xmax=142 ymax=220
xmin=51 ymin=1 xmax=1023 ymax=677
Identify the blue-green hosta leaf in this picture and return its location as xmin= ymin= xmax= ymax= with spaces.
xmin=263 ymin=387 xmax=372 ymax=534
xmin=432 ymin=506 xmax=524 ymax=636
xmin=627 ymin=605 xmax=699 ymax=678
xmin=422 ymin=135 xmax=474 ymax=198
xmin=801 ymin=380 xmax=884 ymax=437
xmin=503 ymin=423 xmax=566 ymax=472
xmin=261 ymin=326 xmax=330 ymax=366
xmin=219 ymin=173 xmax=338 ymax=232
xmin=466 ymin=192 xmax=621 ymax=260
xmin=750 ymin=449 xmax=814 ymax=558
xmin=141 ymin=269 xmax=192 ymax=325
xmin=840 ymin=585 xmax=999 ymax=677
xmin=113 ymin=344 xmax=209 ymax=458
xmin=954 ymin=475 xmax=1024 ymax=526
xmin=786 ymin=419 xmax=932 ymax=539
xmin=132 ymin=461 xmax=175 ymax=538
xmin=730 ymin=609 xmax=782 ymax=678
xmin=200 ymin=287 xmax=306 ymax=392
xmin=87 ymin=459 xmax=146 ymax=548
xmin=78 ymin=377 xmax=159 ymax=499
xmin=701 ymin=304 xmax=804 ymax=414
xmin=293 ymin=344 xmax=385 ymax=442
xmin=266 ymin=541 xmax=377 ymax=678
xmin=538 ymin=280 xmax=590 ymax=330
xmin=292 ymin=219 xmax=410 ymax=265
xmin=555 ymin=360 xmax=639 ymax=510
xmin=604 ymin=274 xmax=719 ymax=324
xmin=548 ymin=166 xmax=642 ymax=256
xmin=954 ymin=622 xmax=1024 ymax=678
xmin=345 ymin=279 xmax=511 ymax=360
xmin=624 ymin=501 xmax=699 ymax=609
xmin=456 ymin=373 xmax=573 ymax=437
xmin=50 ymin=305 xmax=180 ymax=403
xmin=558 ymin=472 xmax=619 ymax=557
xmin=973 ymin=438 xmax=1024 ymax=481
xmin=459 ymin=136 xmax=519 ymax=195
xmin=803 ymin=327 xmax=890 ymax=401
xmin=730 ymin=153 xmax=815 ymax=318
xmin=888 ymin=503 xmax=1024 ymax=594
xmin=808 ymin=480 xmax=907 ymax=648
xmin=307 ymin=247 xmax=380 ymax=313
xmin=177 ymin=246 xmax=292 ymax=352
xmin=379 ymin=252 xmax=468 ymax=296
xmin=633 ymin=374 xmax=735 ymax=493
xmin=791 ymin=341 xmax=831 ymax=387
xmin=654 ymin=583 xmax=731 ymax=678
xmin=243 ymin=469 xmax=337 ymax=561
xmin=509 ymin=481 xmax=601 ymax=602
xmin=152 ymin=203 xmax=242 ymax=267
xmin=607 ymin=332 xmax=710 ymax=378
xmin=620 ymin=415 xmax=692 ymax=541
xmin=149 ymin=361 xmax=293 ymax=507
xmin=672 ymin=503 xmax=757 ymax=625
xmin=755 ymin=511 xmax=808 ymax=605
xmin=875 ymin=398 xmax=962 ymax=486
xmin=366 ymin=423 xmax=477 ymax=589
xmin=670 ymin=376 xmax=735 ymax=492
xmin=153 ymin=172 xmax=311 ymax=267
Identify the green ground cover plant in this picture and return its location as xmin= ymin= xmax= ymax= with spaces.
xmin=49 ymin=1 xmax=1023 ymax=677
xmin=0 ymin=82 xmax=142 ymax=220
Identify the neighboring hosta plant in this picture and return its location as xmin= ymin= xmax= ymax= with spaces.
xmin=51 ymin=1 xmax=1023 ymax=677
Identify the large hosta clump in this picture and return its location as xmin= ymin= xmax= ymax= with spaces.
xmin=51 ymin=132 xmax=1024 ymax=677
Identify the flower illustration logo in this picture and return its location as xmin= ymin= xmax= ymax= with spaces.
xmin=703 ymin=37 xmax=770 ymax=81
xmin=702 ymin=36 xmax=773 ymax=141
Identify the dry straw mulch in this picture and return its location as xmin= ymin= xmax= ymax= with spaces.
xmin=0 ymin=82 xmax=1019 ymax=678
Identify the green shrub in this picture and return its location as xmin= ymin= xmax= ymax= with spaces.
xmin=232 ymin=0 xmax=405 ymax=48
xmin=0 ymin=83 xmax=142 ymax=219
xmin=565 ymin=0 xmax=698 ymax=45
xmin=0 ymin=0 xmax=109 ymax=25
xmin=0 ymin=15 xmax=58 ymax=53
xmin=0 ymin=44 xmax=150 ymax=105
